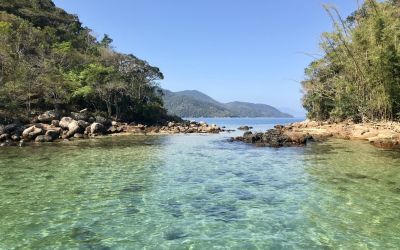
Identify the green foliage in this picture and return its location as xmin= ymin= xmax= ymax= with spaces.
xmin=302 ymin=0 xmax=400 ymax=121
xmin=0 ymin=0 xmax=169 ymax=123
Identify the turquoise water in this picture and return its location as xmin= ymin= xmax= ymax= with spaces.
xmin=1 ymin=118 xmax=400 ymax=249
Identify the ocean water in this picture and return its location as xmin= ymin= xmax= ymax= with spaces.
xmin=1 ymin=118 xmax=400 ymax=249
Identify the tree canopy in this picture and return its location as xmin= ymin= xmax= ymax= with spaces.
xmin=302 ymin=0 xmax=400 ymax=122
xmin=0 ymin=0 xmax=170 ymax=123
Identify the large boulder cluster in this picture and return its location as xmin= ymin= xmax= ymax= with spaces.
xmin=0 ymin=112 xmax=224 ymax=147
xmin=0 ymin=110 xmax=127 ymax=146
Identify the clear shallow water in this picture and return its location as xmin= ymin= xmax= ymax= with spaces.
xmin=1 ymin=118 xmax=400 ymax=249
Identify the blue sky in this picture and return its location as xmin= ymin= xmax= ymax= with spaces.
xmin=54 ymin=0 xmax=359 ymax=116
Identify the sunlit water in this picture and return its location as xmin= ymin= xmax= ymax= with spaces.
xmin=1 ymin=118 xmax=400 ymax=249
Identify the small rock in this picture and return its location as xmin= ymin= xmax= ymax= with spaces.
xmin=51 ymin=120 xmax=60 ymax=127
xmin=74 ymin=133 xmax=84 ymax=139
xmin=35 ymin=135 xmax=53 ymax=142
xmin=0 ymin=133 xmax=9 ymax=141
xmin=238 ymin=126 xmax=252 ymax=131
xmin=11 ymin=134 xmax=20 ymax=141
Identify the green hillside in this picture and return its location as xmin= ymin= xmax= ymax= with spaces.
xmin=163 ymin=89 xmax=292 ymax=118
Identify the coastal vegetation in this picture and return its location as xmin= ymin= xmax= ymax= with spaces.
xmin=302 ymin=0 xmax=400 ymax=122
xmin=0 ymin=0 xmax=170 ymax=124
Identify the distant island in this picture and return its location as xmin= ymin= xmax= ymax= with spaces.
xmin=162 ymin=89 xmax=292 ymax=118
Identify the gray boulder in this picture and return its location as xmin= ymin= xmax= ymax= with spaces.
xmin=11 ymin=134 xmax=21 ymax=141
xmin=35 ymin=135 xmax=53 ymax=143
xmin=66 ymin=120 xmax=82 ymax=138
xmin=78 ymin=120 xmax=90 ymax=129
xmin=22 ymin=126 xmax=43 ymax=140
xmin=4 ymin=123 xmax=22 ymax=134
xmin=71 ymin=111 xmax=90 ymax=121
xmin=51 ymin=120 xmax=60 ymax=127
xmin=95 ymin=116 xmax=111 ymax=126
xmin=45 ymin=128 xmax=62 ymax=140
xmin=60 ymin=117 xmax=74 ymax=129
xmin=38 ymin=110 xmax=60 ymax=123
xmin=90 ymin=123 xmax=105 ymax=135
xmin=238 ymin=126 xmax=253 ymax=131
xmin=84 ymin=126 xmax=91 ymax=135
xmin=0 ymin=133 xmax=9 ymax=141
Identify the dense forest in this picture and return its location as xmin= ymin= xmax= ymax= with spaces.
xmin=0 ymin=0 xmax=172 ymax=124
xmin=302 ymin=0 xmax=400 ymax=122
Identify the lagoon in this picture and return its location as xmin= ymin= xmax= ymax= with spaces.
xmin=1 ymin=118 xmax=400 ymax=249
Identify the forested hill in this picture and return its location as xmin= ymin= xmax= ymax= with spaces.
xmin=0 ymin=0 xmax=170 ymax=124
xmin=163 ymin=89 xmax=292 ymax=118
xmin=302 ymin=0 xmax=400 ymax=122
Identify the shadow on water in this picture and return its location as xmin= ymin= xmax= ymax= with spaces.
xmin=163 ymin=228 xmax=189 ymax=241
xmin=70 ymin=226 xmax=111 ymax=250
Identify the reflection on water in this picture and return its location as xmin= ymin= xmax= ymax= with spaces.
xmin=1 ymin=119 xmax=400 ymax=249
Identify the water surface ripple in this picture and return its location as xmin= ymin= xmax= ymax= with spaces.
xmin=1 ymin=118 xmax=400 ymax=249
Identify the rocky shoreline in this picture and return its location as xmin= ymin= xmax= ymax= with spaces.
xmin=0 ymin=110 xmax=225 ymax=147
xmin=233 ymin=120 xmax=400 ymax=149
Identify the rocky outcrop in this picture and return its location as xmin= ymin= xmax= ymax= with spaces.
xmin=234 ymin=120 xmax=400 ymax=149
xmin=233 ymin=126 xmax=313 ymax=147
xmin=158 ymin=121 xmax=222 ymax=134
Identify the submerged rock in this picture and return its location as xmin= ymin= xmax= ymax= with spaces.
xmin=234 ymin=189 xmax=256 ymax=200
xmin=163 ymin=228 xmax=188 ymax=241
